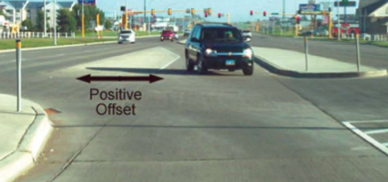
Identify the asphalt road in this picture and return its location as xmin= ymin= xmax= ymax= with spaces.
xmin=0 ymin=35 xmax=387 ymax=181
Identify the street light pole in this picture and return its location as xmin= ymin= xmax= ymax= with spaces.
xmin=44 ymin=0 xmax=46 ymax=36
xmin=144 ymin=0 xmax=146 ymax=25
xmin=337 ymin=0 xmax=340 ymax=40
xmin=53 ymin=0 xmax=57 ymax=45
xmin=282 ymin=0 xmax=285 ymax=34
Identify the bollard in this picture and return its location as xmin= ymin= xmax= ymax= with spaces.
xmin=355 ymin=34 xmax=361 ymax=72
xmin=16 ymin=40 xmax=22 ymax=112
xmin=304 ymin=36 xmax=309 ymax=71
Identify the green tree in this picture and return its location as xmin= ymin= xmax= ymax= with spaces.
xmin=36 ymin=10 xmax=50 ymax=31
xmin=57 ymin=9 xmax=76 ymax=32
xmin=72 ymin=4 xmax=105 ymax=30
xmin=22 ymin=19 xmax=34 ymax=31
xmin=104 ymin=20 xmax=113 ymax=29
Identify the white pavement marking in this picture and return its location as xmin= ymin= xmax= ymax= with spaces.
xmin=351 ymin=146 xmax=370 ymax=151
xmin=343 ymin=120 xmax=388 ymax=124
xmin=382 ymin=143 xmax=388 ymax=147
xmin=158 ymin=47 xmax=181 ymax=70
xmin=342 ymin=121 xmax=388 ymax=156
xmin=364 ymin=128 xmax=388 ymax=135
xmin=159 ymin=56 xmax=180 ymax=70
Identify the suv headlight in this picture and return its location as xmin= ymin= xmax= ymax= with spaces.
xmin=205 ymin=48 xmax=217 ymax=56
xmin=243 ymin=48 xmax=253 ymax=59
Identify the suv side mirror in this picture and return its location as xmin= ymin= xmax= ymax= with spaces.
xmin=190 ymin=37 xmax=199 ymax=42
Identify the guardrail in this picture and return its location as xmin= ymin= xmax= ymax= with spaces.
xmin=0 ymin=32 xmax=76 ymax=39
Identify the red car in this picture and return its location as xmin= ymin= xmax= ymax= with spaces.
xmin=160 ymin=30 xmax=174 ymax=42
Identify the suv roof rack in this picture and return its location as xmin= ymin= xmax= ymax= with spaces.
xmin=196 ymin=22 xmax=232 ymax=26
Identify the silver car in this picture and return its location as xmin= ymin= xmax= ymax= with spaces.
xmin=118 ymin=29 xmax=136 ymax=44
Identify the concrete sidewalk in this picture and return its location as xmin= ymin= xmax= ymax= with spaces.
xmin=0 ymin=94 xmax=52 ymax=182
xmin=252 ymin=47 xmax=387 ymax=78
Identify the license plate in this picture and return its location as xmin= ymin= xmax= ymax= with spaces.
xmin=225 ymin=60 xmax=235 ymax=66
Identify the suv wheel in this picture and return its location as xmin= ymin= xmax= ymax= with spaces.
xmin=186 ymin=56 xmax=194 ymax=71
xmin=243 ymin=64 xmax=254 ymax=76
xmin=197 ymin=56 xmax=208 ymax=74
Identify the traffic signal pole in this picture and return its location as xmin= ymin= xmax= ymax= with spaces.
xmin=328 ymin=12 xmax=333 ymax=39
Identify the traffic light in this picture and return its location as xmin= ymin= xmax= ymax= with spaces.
xmin=218 ymin=13 xmax=221 ymax=18
xmin=168 ymin=8 xmax=172 ymax=15
xmin=250 ymin=10 xmax=253 ymax=16
xmin=263 ymin=11 xmax=266 ymax=17
xmin=328 ymin=7 xmax=332 ymax=12
xmin=191 ymin=8 xmax=195 ymax=15
xmin=296 ymin=16 xmax=300 ymax=24
xmin=208 ymin=8 xmax=212 ymax=16
xmin=204 ymin=12 xmax=208 ymax=18
xmin=120 ymin=6 xmax=126 ymax=11
xmin=151 ymin=9 xmax=155 ymax=16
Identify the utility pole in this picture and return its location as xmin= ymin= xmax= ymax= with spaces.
xmin=44 ymin=0 xmax=46 ymax=36
xmin=53 ymin=0 xmax=57 ymax=45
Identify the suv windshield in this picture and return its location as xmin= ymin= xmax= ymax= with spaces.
xmin=120 ymin=30 xmax=132 ymax=34
xmin=201 ymin=27 xmax=242 ymax=42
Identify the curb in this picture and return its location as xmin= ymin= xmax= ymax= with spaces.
xmin=177 ymin=40 xmax=187 ymax=45
xmin=254 ymin=56 xmax=388 ymax=78
xmin=0 ymin=35 xmax=160 ymax=53
xmin=0 ymin=100 xmax=53 ymax=182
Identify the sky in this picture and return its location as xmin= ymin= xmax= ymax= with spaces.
xmin=95 ymin=0 xmax=361 ymax=22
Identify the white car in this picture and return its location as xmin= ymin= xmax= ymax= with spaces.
xmin=118 ymin=29 xmax=136 ymax=44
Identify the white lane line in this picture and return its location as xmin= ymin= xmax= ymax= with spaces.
xmin=159 ymin=56 xmax=180 ymax=70
xmin=364 ymin=128 xmax=388 ymax=135
xmin=342 ymin=122 xmax=388 ymax=156
xmin=343 ymin=120 xmax=388 ymax=124
xmin=382 ymin=143 xmax=388 ymax=147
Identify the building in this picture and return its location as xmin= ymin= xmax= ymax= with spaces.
xmin=0 ymin=0 xmax=75 ymax=27
xmin=357 ymin=0 xmax=388 ymax=34
xmin=27 ymin=1 xmax=75 ymax=28
xmin=0 ymin=0 xmax=28 ymax=24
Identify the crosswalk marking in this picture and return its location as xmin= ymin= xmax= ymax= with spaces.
xmin=342 ymin=121 xmax=388 ymax=156
xmin=364 ymin=129 xmax=388 ymax=135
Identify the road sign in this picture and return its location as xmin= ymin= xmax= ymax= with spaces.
xmin=77 ymin=0 xmax=96 ymax=5
xmin=334 ymin=1 xmax=356 ymax=7
xmin=299 ymin=4 xmax=321 ymax=14
xmin=271 ymin=13 xmax=279 ymax=15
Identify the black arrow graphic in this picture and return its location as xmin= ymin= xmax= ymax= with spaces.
xmin=77 ymin=74 xmax=164 ymax=84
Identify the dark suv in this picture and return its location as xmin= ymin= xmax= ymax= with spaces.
xmin=185 ymin=24 xmax=254 ymax=75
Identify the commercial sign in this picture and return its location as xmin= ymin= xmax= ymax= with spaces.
xmin=78 ymin=0 xmax=97 ymax=5
xmin=299 ymin=4 xmax=321 ymax=14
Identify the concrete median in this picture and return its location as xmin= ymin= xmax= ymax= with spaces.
xmin=252 ymin=47 xmax=387 ymax=78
